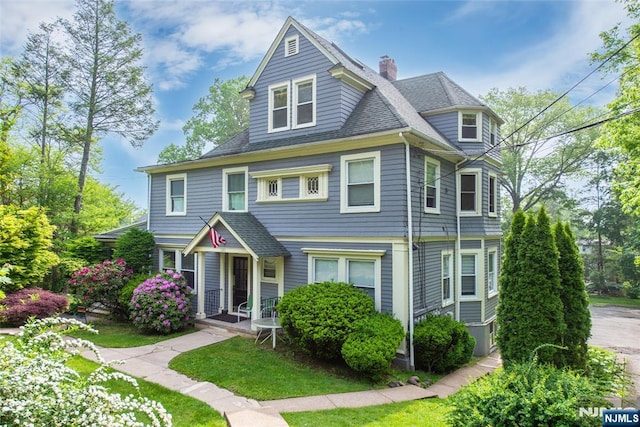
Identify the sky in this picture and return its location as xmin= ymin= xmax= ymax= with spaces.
xmin=0 ymin=0 xmax=632 ymax=210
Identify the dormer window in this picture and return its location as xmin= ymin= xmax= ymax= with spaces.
xmin=268 ymin=75 xmax=316 ymax=133
xmin=285 ymin=35 xmax=299 ymax=57
xmin=459 ymin=111 xmax=482 ymax=142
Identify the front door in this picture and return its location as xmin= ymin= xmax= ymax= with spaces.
xmin=232 ymin=256 xmax=249 ymax=311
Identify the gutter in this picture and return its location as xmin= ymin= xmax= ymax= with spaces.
xmin=455 ymin=160 xmax=464 ymax=321
xmin=399 ymin=132 xmax=415 ymax=371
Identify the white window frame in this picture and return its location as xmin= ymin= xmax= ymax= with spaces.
xmin=292 ymin=74 xmax=316 ymax=129
xmin=261 ymin=257 xmax=281 ymax=284
xmin=284 ymin=34 xmax=299 ymax=57
xmin=490 ymin=119 xmax=498 ymax=146
xmin=458 ymin=168 xmax=482 ymax=217
xmin=488 ymin=249 xmax=498 ymax=297
xmin=460 ymin=250 xmax=482 ymax=300
xmin=251 ymin=164 xmax=331 ymax=203
xmin=488 ymin=173 xmax=498 ymax=217
xmin=340 ymin=151 xmax=381 ymax=214
xmin=424 ymin=157 xmax=440 ymax=214
xmin=165 ymin=173 xmax=187 ymax=216
xmin=222 ymin=167 xmax=248 ymax=212
xmin=442 ymin=251 xmax=454 ymax=307
xmin=268 ymin=81 xmax=290 ymax=133
xmin=302 ymin=248 xmax=385 ymax=310
xmin=159 ymin=248 xmax=197 ymax=294
xmin=459 ymin=111 xmax=482 ymax=142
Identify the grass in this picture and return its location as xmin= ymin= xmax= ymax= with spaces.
xmin=282 ymin=398 xmax=452 ymax=427
xmin=66 ymin=319 xmax=197 ymax=347
xmin=169 ymin=336 xmax=442 ymax=401
xmin=67 ymin=356 xmax=226 ymax=427
xmin=588 ymin=295 xmax=640 ymax=308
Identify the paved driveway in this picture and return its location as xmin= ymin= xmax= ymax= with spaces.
xmin=589 ymin=305 xmax=640 ymax=406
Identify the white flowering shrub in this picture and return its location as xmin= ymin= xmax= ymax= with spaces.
xmin=0 ymin=317 xmax=172 ymax=426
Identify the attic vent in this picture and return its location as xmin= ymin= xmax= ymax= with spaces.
xmin=285 ymin=35 xmax=299 ymax=57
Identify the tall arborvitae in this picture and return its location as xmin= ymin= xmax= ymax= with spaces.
xmin=496 ymin=210 xmax=526 ymax=366
xmin=554 ymin=221 xmax=591 ymax=370
xmin=498 ymin=208 xmax=566 ymax=367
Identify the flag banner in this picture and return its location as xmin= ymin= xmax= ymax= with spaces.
xmin=209 ymin=228 xmax=227 ymax=248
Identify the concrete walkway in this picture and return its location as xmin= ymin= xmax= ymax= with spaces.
xmin=2 ymin=324 xmax=501 ymax=427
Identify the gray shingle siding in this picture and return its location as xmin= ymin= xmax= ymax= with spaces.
xmin=424 ymin=112 xmax=458 ymax=145
xmin=460 ymin=301 xmax=482 ymax=322
xmin=413 ymin=240 xmax=452 ymax=312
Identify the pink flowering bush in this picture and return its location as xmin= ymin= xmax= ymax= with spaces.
xmin=130 ymin=270 xmax=192 ymax=334
xmin=69 ymin=259 xmax=133 ymax=319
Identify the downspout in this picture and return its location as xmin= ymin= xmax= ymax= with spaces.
xmin=146 ymin=174 xmax=151 ymax=231
xmin=455 ymin=160 xmax=463 ymax=321
xmin=399 ymin=132 xmax=415 ymax=371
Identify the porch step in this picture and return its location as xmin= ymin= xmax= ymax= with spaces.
xmin=196 ymin=318 xmax=255 ymax=338
xmin=225 ymin=407 xmax=288 ymax=427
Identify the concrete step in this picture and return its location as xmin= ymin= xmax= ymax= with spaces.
xmin=225 ymin=407 xmax=288 ymax=427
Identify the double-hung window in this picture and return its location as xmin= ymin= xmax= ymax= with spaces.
xmin=459 ymin=169 xmax=482 ymax=216
xmin=268 ymin=82 xmax=290 ymax=132
xmin=424 ymin=157 xmax=440 ymax=213
xmin=160 ymin=249 xmax=196 ymax=293
xmin=488 ymin=250 xmax=498 ymax=296
xmin=341 ymin=151 xmax=380 ymax=213
xmin=293 ymin=75 xmax=315 ymax=128
xmin=442 ymin=252 xmax=453 ymax=306
xmin=166 ymin=174 xmax=186 ymax=216
xmin=490 ymin=119 xmax=498 ymax=146
xmin=488 ymin=173 xmax=498 ymax=217
xmin=459 ymin=111 xmax=482 ymax=142
xmin=461 ymin=253 xmax=477 ymax=297
xmin=223 ymin=167 xmax=248 ymax=212
xmin=304 ymin=248 xmax=385 ymax=310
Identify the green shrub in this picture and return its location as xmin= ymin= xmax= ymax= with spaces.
xmin=622 ymin=281 xmax=640 ymax=299
xmin=413 ymin=313 xmax=475 ymax=373
xmin=120 ymin=273 xmax=149 ymax=309
xmin=448 ymin=362 xmax=605 ymax=427
xmin=584 ymin=346 xmax=631 ymax=399
xmin=341 ymin=312 xmax=405 ymax=379
xmin=278 ymin=282 xmax=375 ymax=361
xmin=64 ymin=236 xmax=107 ymax=264
xmin=114 ymin=228 xmax=155 ymax=275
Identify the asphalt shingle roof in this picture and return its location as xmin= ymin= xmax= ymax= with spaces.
xmin=218 ymin=212 xmax=290 ymax=258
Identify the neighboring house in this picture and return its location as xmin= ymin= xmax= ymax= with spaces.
xmin=136 ymin=17 xmax=504 ymax=366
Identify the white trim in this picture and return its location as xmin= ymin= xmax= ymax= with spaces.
xmin=459 ymin=168 xmax=482 ymax=217
xmin=268 ymin=81 xmax=290 ymax=133
xmin=260 ymin=257 xmax=281 ymax=284
xmin=488 ymin=249 xmax=498 ymax=298
xmin=292 ymin=74 xmax=316 ymax=129
xmin=459 ymin=249 xmax=483 ymax=301
xmin=284 ymin=34 xmax=299 ymax=57
xmin=251 ymin=164 xmax=331 ymax=203
xmin=424 ymin=157 xmax=441 ymax=214
xmin=165 ymin=173 xmax=187 ymax=216
xmin=340 ymin=151 xmax=381 ymax=213
xmin=458 ymin=111 xmax=482 ymax=142
xmin=442 ymin=250 xmax=454 ymax=307
xmin=222 ymin=167 xmax=248 ymax=212
xmin=488 ymin=172 xmax=498 ymax=217
xmin=304 ymin=248 xmax=383 ymax=310
xmin=250 ymin=164 xmax=332 ymax=178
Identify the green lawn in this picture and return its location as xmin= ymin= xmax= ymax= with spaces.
xmin=169 ymin=336 xmax=442 ymax=401
xmin=68 ymin=356 xmax=226 ymax=427
xmin=66 ymin=319 xmax=197 ymax=347
xmin=588 ymin=295 xmax=640 ymax=308
xmin=283 ymin=398 xmax=452 ymax=427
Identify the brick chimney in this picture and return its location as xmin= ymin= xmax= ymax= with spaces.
xmin=379 ymin=55 xmax=397 ymax=81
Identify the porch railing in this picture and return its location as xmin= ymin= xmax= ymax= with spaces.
xmin=189 ymin=289 xmax=222 ymax=318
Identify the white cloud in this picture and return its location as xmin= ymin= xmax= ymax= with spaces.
xmin=459 ymin=0 xmax=630 ymax=105
xmin=0 ymin=0 xmax=75 ymax=55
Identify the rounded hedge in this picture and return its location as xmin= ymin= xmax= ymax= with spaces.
xmin=278 ymin=281 xmax=375 ymax=360
xmin=129 ymin=270 xmax=192 ymax=334
xmin=413 ymin=313 xmax=475 ymax=373
xmin=341 ymin=312 xmax=405 ymax=378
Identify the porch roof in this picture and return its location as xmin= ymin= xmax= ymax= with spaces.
xmin=183 ymin=212 xmax=290 ymax=259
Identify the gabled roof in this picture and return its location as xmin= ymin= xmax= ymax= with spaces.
xmin=93 ymin=218 xmax=147 ymax=243
xmin=183 ymin=212 xmax=290 ymax=259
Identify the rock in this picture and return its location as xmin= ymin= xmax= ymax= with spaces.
xmin=388 ymin=380 xmax=403 ymax=388
xmin=407 ymin=375 xmax=421 ymax=385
